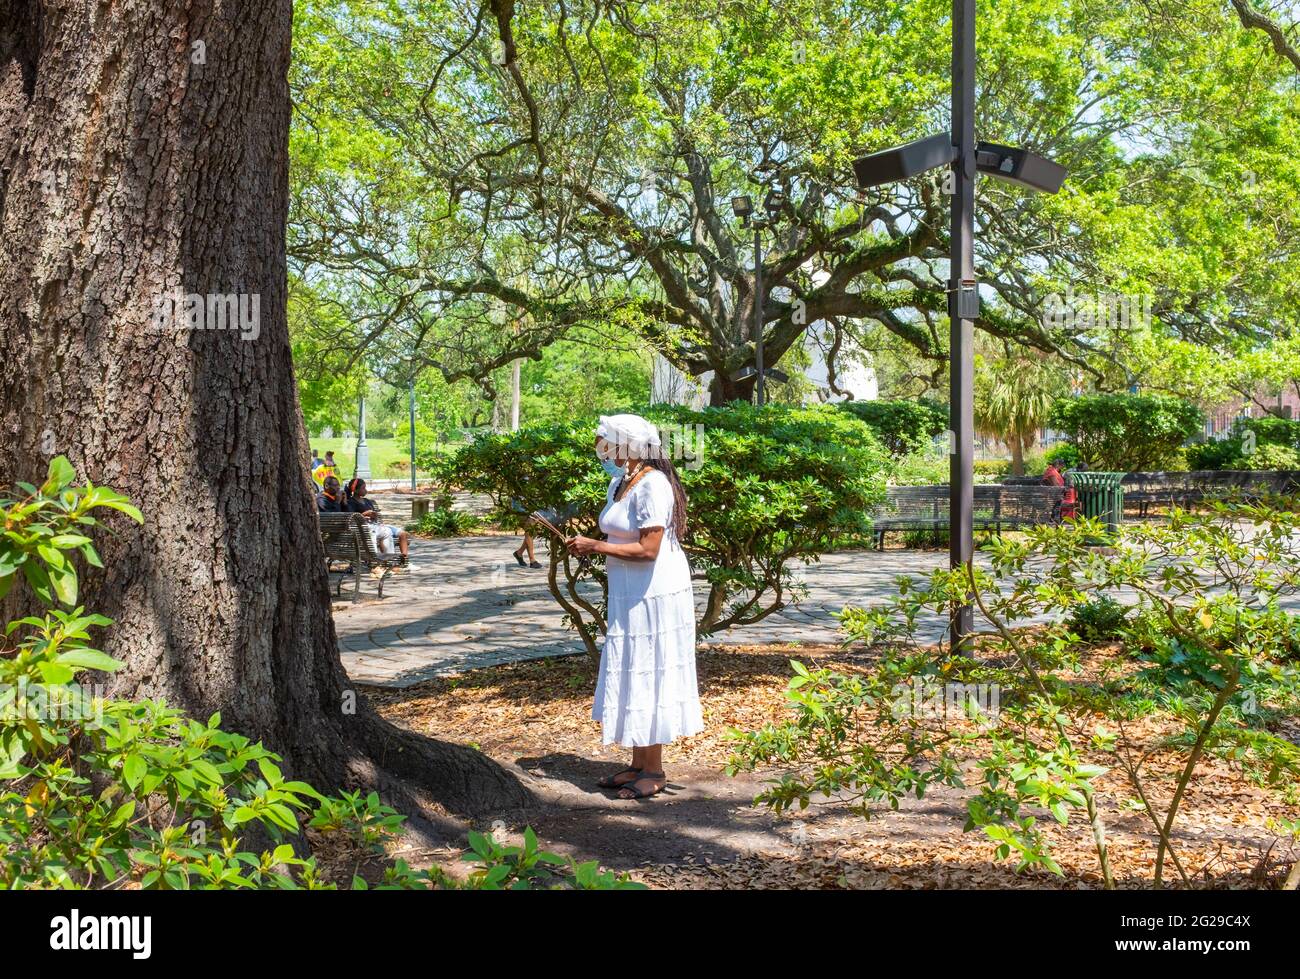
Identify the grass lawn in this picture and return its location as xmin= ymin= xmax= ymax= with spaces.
xmin=309 ymin=437 xmax=413 ymax=480
xmin=309 ymin=436 xmax=466 ymax=481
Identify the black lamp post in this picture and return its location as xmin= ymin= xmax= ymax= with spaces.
xmin=408 ymin=376 xmax=417 ymax=490
xmin=851 ymin=0 xmax=1066 ymax=652
xmin=731 ymin=189 xmax=790 ymax=406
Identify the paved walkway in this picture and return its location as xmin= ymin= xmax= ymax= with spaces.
xmin=335 ymin=524 xmax=1300 ymax=688
xmin=334 ymin=534 xmax=956 ymax=687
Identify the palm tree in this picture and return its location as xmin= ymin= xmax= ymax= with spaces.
xmin=975 ymin=356 xmax=1062 ymax=476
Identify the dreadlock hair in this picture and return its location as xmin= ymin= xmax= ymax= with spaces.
xmin=641 ymin=447 xmax=688 ymax=540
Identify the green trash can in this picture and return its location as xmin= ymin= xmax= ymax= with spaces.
xmin=1068 ymin=471 xmax=1126 ymax=535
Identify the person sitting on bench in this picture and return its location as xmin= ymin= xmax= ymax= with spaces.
xmin=344 ymin=478 xmax=410 ymax=567
xmin=316 ymin=475 xmax=343 ymax=513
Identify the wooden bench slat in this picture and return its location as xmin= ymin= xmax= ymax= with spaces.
xmin=318 ymin=511 xmax=402 ymax=602
xmin=871 ymin=484 xmax=1064 ymax=547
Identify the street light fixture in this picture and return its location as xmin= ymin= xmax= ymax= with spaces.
xmin=850 ymin=0 xmax=1066 ymax=653
xmin=975 ymin=142 xmax=1067 ymax=193
xmin=730 ymin=189 xmax=786 ymax=406
xmin=852 ymin=132 xmax=958 ymax=188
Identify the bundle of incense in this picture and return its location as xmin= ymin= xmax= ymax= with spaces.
xmin=527 ymin=511 xmax=568 ymax=540
xmin=529 ymin=511 xmax=593 ymax=570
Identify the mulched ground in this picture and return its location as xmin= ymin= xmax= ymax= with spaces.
xmin=364 ymin=641 xmax=1300 ymax=889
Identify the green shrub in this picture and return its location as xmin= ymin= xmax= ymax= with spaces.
xmin=1243 ymin=443 xmax=1300 ymax=470
xmin=1 ymin=458 xmax=634 ymax=890
xmin=442 ymin=402 xmax=891 ymax=652
xmin=447 ymin=828 xmax=645 ymax=890
xmin=902 ymin=528 xmax=949 ymax=549
xmin=1240 ymin=415 xmax=1300 ymax=451
xmin=974 ymin=459 xmax=1012 ymax=477
xmin=1187 ymin=416 xmax=1300 ymax=471
xmin=1048 ymin=394 xmax=1203 ymax=471
xmin=734 ymin=498 xmax=1300 ymax=887
xmin=1044 ymin=442 xmax=1080 ymax=470
xmin=838 ymin=399 xmax=948 ymax=457
xmin=408 ymin=507 xmax=481 ymax=537
xmin=1067 ymin=595 xmax=1129 ymax=641
xmin=1186 ymin=437 xmax=1240 ymax=470
xmin=891 ymin=449 xmax=950 ymax=486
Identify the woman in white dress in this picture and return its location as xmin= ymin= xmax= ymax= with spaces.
xmin=566 ymin=414 xmax=703 ymax=800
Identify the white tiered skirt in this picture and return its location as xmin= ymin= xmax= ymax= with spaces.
xmin=593 ymin=580 xmax=703 ymax=747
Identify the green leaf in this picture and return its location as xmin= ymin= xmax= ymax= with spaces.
xmin=48 ymin=565 xmax=79 ymax=606
xmin=41 ymin=456 xmax=76 ymax=495
xmin=56 ymin=648 xmax=124 ymax=673
xmin=0 ymin=736 xmax=26 ymax=778
xmin=50 ymin=534 xmax=92 ymax=548
xmin=80 ymin=543 xmax=104 ymax=568
xmin=123 ymin=754 xmax=147 ymax=791
xmin=21 ymin=561 xmax=55 ymax=604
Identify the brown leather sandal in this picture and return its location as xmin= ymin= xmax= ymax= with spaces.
xmin=616 ymin=771 xmax=666 ymax=800
xmin=597 ymin=767 xmax=641 ymax=789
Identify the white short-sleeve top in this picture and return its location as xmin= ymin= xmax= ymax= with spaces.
xmin=598 ymin=469 xmax=691 ymax=598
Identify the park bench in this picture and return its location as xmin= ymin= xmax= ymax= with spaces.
xmin=871 ymin=484 xmax=1064 ymax=548
xmin=318 ymin=511 xmax=403 ymax=602
xmin=1002 ymin=470 xmax=1300 ymax=517
xmin=1121 ymin=470 xmax=1300 ymax=516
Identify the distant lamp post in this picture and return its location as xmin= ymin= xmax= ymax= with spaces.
xmin=851 ymin=0 xmax=1066 ymax=652
xmin=354 ymin=395 xmax=371 ymax=480
xmin=408 ymin=377 xmax=417 ymax=490
xmin=730 ymin=189 xmax=789 ymax=406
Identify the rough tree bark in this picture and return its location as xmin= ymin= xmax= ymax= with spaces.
xmin=0 ymin=0 xmax=529 ymax=820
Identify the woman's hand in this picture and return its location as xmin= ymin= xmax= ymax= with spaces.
xmin=566 ymin=534 xmax=600 ymax=556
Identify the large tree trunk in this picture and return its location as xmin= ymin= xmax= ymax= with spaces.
xmin=0 ymin=0 xmax=528 ymax=820
xmin=708 ymin=369 xmax=755 ymax=407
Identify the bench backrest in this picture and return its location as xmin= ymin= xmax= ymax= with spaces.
xmin=880 ymin=484 xmax=1062 ymax=521
xmin=1002 ymin=471 xmax=1300 ymax=497
xmin=317 ymin=511 xmax=396 ymax=566
xmin=1120 ymin=470 xmax=1300 ymax=495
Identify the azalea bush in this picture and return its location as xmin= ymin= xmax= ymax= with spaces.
xmin=407 ymin=506 xmax=482 ymax=537
xmin=729 ymin=498 xmax=1300 ymax=888
xmin=1049 ymin=394 xmax=1203 ymax=471
xmin=1187 ymin=416 xmax=1300 ymax=471
xmin=837 ymin=399 xmax=948 ymax=458
xmin=440 ymin=402 xmax=891 ymax=655
xmin=1 ymin=458 xmax=635 ymax=890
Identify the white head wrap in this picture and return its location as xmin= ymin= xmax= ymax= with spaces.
xmin=595 ymin=413 xmax=662 ymax=458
